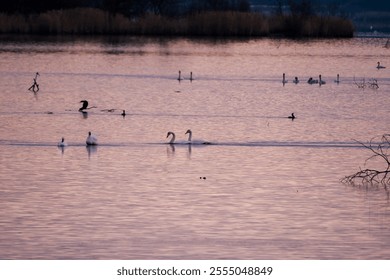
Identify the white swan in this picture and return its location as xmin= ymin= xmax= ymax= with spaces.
xmin=166 ymin=131 xmax=176 ymax=144
xmin=86 ymin=131 xmax=98 ymax=146
xmin=57 ymin=137 xmax=68 ymax=147
xmin=377 ymin=62 xmax=386 ymax=69
xmin=185 ymin=129 xmax=211 ymax=145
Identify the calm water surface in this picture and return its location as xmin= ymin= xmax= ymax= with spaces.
xmin=0 ymin=36 xmax=389 ymax=259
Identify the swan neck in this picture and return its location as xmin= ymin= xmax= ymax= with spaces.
xmin=170 ymin=133 xmax=176 ymax=143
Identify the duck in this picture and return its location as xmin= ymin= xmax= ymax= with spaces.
xmin=166 ymin=131 xmax=176 ymax=144
xmin=86 ymin=131 xmax=98 ymax=146
xmin=377 ymin=62 xmax=386 ymax=69
xmin=57 ymin=137 xmax=68 ymax=147
xmin=288 ymin=113 xmax=296 ymax=120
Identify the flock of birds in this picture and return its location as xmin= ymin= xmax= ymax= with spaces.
xmin=34 ymin=61 xmax=385 ymax=148
xmin=281 ymin=61 xmax=385 ymax=85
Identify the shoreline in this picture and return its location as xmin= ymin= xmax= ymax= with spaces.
xmin=0 ymin=8 xmax=354 ymax=38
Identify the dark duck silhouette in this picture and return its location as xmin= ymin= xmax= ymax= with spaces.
xmin=288 ymin=113 xmax=296 ymax=120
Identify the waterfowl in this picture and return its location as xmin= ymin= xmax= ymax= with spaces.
xmin=293 ymin=77 xmax=299 ymax=84
xmin=185 ymin=129 xmax=211 ymax=144
xmin=288 ymin=113 xmax=296 ymax=120
xmin=177 ymin=71 xmax=182 ymax=81
xmin=190 ymin=72 xmax=193 ymax=81
xmin=334 ymin=74 xmax=340 ymax=83
xmin=79 ymin=100 xmax=89 ymax=111
xmin=121 ymin=110 xmax=126 ymax=117
xmin=166 ymin=131 xmax=176 ymax=144
xmin=307 ymin=77 xmax=318 ymax=84
xmin=319 ymin=74 xmax=326 ymax=85
xmin=377 ymin=62 xmax=386 ymax=69
xmin=57 ymin=137 xmax=67 ymax=147
xmin=86 ymin=131 xmax=98 ymax=146
xmin=282 ymin=73 xmax=287 ymax=84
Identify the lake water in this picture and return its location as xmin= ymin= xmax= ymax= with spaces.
xmin=0 ymin=35 xmax=389 ymax=259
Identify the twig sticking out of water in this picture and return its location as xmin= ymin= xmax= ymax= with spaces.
xmin=28 ymin=72 xmax=40 ymax=93
xmin=368 ymin=78 xmax=379 ymax=89
xmin=342 ymin=134 xmax=390 ymax=188
xmin=353 ymin=76 xmax=379 ymax=90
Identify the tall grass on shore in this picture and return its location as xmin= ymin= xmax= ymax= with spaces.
xmin=0 ymin=8 xmax=354 ymax=37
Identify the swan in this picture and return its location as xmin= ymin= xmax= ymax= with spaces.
xmin=319 ymin=74 xmax=326 ymax=85
xmin=166 ymin=131 xmax=176 ymax=144
xmin=288 ymin=113 xmax=296 ymax=120
xmin=334 ymin=74 xmax=340 ymax=83
xmin=377 ymin=62 xmax=386 ymax=69
xmin=293 ymin=77 xmax=299 ymax=84
xmin=282 ymin=73 xmax=287 ymax=84
xmin=185 ymin=129 xmax=211 ymax=144
xmin=121 ymin=110 xmax=126 ymax=117
xmin=86 ymin=131 xmax=98 ymax=146
xmin=177 ymin=71 xmax=182 ymax=81
xmin=307 ymin=77 xmax=318 ymax=84
xmin=57 ymin=137 xmax=68 ymax=147
xmin=79 ymin=100 xmax=89 ymax=111
xmin=190 ymin=72 xmax=193 ymax=81
xmin=79 ymin=100 xmax=97 ymax=111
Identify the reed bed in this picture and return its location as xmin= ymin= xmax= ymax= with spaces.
xmin=0 ymin=8 xmax=354 ymax=37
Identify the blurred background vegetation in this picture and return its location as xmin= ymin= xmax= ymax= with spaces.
xmin=0 ymin=1 xmax=387 ymax=36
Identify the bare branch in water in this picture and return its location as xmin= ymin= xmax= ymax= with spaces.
xmin=342 ymin=134 xmax=390 ymax=188
xmin=353 ymin=76 xmax=379 ymax=90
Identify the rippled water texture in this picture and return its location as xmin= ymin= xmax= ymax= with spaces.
xmin=0 ymin=36 xmax=389 ymax=259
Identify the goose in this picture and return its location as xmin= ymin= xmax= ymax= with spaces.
xmin=319 ymin=74 xmax=326 ymax=85
xmin=185 ymin=129 xmax=211 ymax=144
xmin=288 ymin=113 xmax=296 ymax=120
xmin=57 ymin=137 xmax=67 ymax=147
xmin=86 ymin=131 xmax=98 ymax=146
xmin=166 ymin=131 xmax=176 ymax=144
xmin=377 ymin=62 xmax=386 ymax=69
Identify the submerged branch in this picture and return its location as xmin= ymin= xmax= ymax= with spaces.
xmin=342 ymin=134 xmax=390 ymax=188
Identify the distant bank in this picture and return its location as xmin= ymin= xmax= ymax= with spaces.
xmin=0 ymin=8 xmax=354 ymax=38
